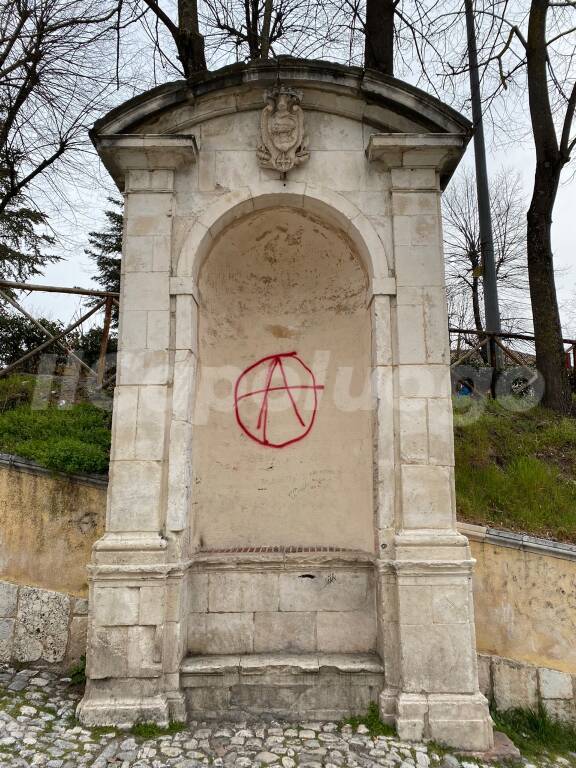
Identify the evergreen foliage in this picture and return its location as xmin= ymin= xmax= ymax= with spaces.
xmin=0 ymin=181 xmax=59 ymax=286
xmin=85 ymin=198 xmax=122 ymax=324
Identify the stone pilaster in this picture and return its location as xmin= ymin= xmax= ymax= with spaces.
xmin=368 ymin=135 xmax=493 ymax=751
xmin=78 ymin=137 xmax=197 ymax=726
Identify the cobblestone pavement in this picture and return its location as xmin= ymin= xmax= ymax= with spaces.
xmin=0 ymin=664 xmax=558 ymax=768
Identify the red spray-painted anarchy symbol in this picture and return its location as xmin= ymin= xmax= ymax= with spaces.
xmin=234 ymin=352 xmax=324 ymax=448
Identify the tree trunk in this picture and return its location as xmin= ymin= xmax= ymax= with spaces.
xmin=364 ymin=0 xmax=394 ymax=76
xmin=527 ymin=166 xmax=570 ymax=411
xmin=525 ymin=0 xmax=571 ymax=412
xmin=471 ymin=273 xmax=483 ymax=335
xmin=178 ymin=0 xmax=206 ymax=75
xmin=260 ymin=0 xmax=273 ymax=59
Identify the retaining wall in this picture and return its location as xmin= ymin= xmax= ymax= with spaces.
xmin=0 ymin=455 xmax=106 ymax=595
xmin=463 ymin=522 xmax=576 ymax=673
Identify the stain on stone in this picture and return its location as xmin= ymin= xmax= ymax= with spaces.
xmin=266 ymin=324 xmax=299 ymax=338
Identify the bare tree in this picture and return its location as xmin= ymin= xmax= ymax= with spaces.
xmin=135 ymin=0 xmax=206 ymax=75
xmin=131 ymin=0 xmax=356 ymax=73
xmin=443 ymin=166 xmax=530 ymax=335
xmin=364 ymin=0 xmax=394 ymax=74
xmin=427 ymin=0 xmax=576 ymax=411
xmin=0 ymin=0 xmax=123 ymax=216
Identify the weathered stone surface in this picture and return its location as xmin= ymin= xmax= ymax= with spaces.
xmin=316 ymin=611 xmax=377 ymax=653
xmin=73 ymin=597 xmax=89 ymax=616
xmin=538 ymin=667 xmax=573 ymax=700
xmin=492 ymin=656 xmax=538 ymax=711
xmin=65 ymin=616 xmax=88 ymax=667
xmin=278 ymin=572 xmax=370 ymax=613
xmin=476 ymin=654 xmax=492 ymax=700
xmin=253 ymin=612 xmax=316 ymax=653
xmin=0 ymin=619 xmax=15 ymax=662
xmin=0 ymin=582 xmax=18 ymax=618
xmin=209 ymin=573 xmax=279 ymax=613
xmin=93 ymin=586 xmax=139 ymax=627
xmin=181 ymin=652 xmax=384 ymax=720
xmin=12 ymin=587 xmax=70 ymax=664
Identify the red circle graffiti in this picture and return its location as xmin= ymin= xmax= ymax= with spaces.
xmin=234 ymin=351 xmax=324 ymax=448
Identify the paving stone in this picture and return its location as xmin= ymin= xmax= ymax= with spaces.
xmin=0 ymin=662 xmax=558 ymax=768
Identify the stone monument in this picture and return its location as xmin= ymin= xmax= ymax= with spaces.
xmin=78 ymin=58 xmax=494 ymax=751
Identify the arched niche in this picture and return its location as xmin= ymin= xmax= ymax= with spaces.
xmin=192 ymin=205 xmax=375 ymax=552
xmin=176 ymin=184 xmax=390 ymax=285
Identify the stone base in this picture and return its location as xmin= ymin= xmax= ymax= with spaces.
xmin=181 ymin=653 xmax=384 ymax=721
xmin=77 ymin=682 xmax=170 ymax=727
xmin=380 ymin=689 xmax=493 ymax=752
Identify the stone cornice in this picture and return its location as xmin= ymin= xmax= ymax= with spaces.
xmin=366 ymin=133 xmax=466 ymax=185
xmin=93 ymin=134 xmax=198 ymax=190
xmin=91 ymin=58 xmax=471 ymax=157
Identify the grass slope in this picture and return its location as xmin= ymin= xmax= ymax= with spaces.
xmin=455 ymin=400 xmax=576 ymax=543
xmin=0 ymin=401 xmax=111 ymax=475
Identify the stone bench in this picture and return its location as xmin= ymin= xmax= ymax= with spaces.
xmin=180 ymin=653 xmax=384 ymax=721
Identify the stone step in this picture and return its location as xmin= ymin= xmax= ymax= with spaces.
xmin=180 ymin=652 xmax=384 ymax=721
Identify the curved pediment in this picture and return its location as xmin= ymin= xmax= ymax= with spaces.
xmin=91 ymin=57 xmax=471 ymax=140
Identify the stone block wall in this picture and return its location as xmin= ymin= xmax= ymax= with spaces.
xmin=187 ymin=555 xmax=377 ymax=655
xmin=478 ymin=653 xmax=576 ymax=723
xmin=4 ymin=571 xmax=575 ymax=726
xmin=0 ymin=580 xmax=87 ymax=668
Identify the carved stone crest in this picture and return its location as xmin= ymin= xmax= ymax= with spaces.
xmin=257 ymin=86 xmax=309 ymax=173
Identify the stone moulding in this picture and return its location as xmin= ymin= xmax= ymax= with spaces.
xmin=91 ymin=58 xmax=471 ymax=141
xmin=366 ymin=133 xmax=466 ymax=187
xmin=0 ymin=452 xmax=107 ymax=487
xmin=175 ymin=182 xmax=394 ymax=287
xmin=189 ymin=549 xmax=375 ymax=572
xmin=180 ymin=652 xmax=385 ymax=721
xmin=459 ymin=521 xmax=576 ymax=561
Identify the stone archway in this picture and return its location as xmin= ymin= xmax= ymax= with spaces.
xmin=79 ymin=61 xmax=493 ymax=751
xmin=176 ymin=184 xmax=391 ymax=284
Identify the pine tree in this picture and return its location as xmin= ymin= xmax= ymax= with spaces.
xmin=0 ymin=178 xmax=59 ymax=286
xmin=85 ymin=198 xmax=122 ymax=325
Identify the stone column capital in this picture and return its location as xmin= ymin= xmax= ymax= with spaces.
xmin=93 ymin=134 xmax=198 ymax=190
xmin=366 ymin=133 xmax=466 ymax=188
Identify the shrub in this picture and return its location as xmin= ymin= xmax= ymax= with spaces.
xmin=0 ymin=375 xmax=36 ymax=413
xmin=0 ymin=403 xmax=111 ymax=474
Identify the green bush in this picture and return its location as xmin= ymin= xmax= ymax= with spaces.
xmin=69 ymin=656 xmax=86 ymax=686
xmin=0 ymin=403 xmax=111 ymax=475
xmin=0 ymin=375 xmax=36 ymax=413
